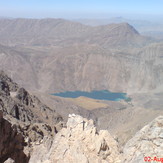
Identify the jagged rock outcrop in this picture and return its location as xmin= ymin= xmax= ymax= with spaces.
xmin=1 ymin=96 xmax=163 ymax=163
xmin=0 ymin=71 xmax=18 ymax=92
xmin=29 ymin=114 xmax=121 ymax=163
xmin=0 ymin=70 xmax=63 ymax=126
xmin=0 ymin=111 xmax=29 ymax=163
xmin=29 ymin=114 xmax=163 ymax=163
xmin=0 ymin=70 xmax=64 ymax=161
xmin=123 ymin=116 xmax=163 ymax=163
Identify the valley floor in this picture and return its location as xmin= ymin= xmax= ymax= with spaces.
xmin=34 ymin=91 xmax=163 ymax=146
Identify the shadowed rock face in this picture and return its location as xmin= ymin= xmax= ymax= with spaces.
xmin=0 ymin=70 xmax=63 ymax=125
xmin=0 ymin=111 xmax=29 ymax=163
xmin=0 ymin=71 xmax=64 ymax=162
xmin=0 ymin=71 xmax=18 ymax=92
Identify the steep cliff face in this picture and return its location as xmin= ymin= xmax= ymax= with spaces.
xmin=0 ymin=111 xmax=29 ymax=163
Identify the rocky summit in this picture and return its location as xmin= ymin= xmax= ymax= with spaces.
xmin=29 ymin=114 xmax=163 ymax=163
xmin=29 ymin=114 xmax=121 ymax=163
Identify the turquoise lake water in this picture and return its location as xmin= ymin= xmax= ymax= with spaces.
xmin=53 ymin=90 xmax=131 ymax=101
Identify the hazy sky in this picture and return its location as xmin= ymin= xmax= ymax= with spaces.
xmin=0 ymin=0 xmax=163 ymax=19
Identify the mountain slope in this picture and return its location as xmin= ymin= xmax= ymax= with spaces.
xmin=1 ymin=41 xmax=163 ymax=93
xmin=0 ymin=18 xmax=150 ymax=47
xmin=0 ymin=70 xmax=63 ymax=126
xmin=0 ymin=18 xmax=160 ymax=94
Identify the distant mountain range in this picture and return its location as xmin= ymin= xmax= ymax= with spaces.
xmin=73 ymin=17 xmax=163 ymax=39
xmin=0 ymin=18 xmax=162 ymax=94
xmin=0 ymin=18 xmax=151 ymax=47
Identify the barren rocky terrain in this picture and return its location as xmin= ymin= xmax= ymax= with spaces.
xmin=0 ymin=63 xmax=162 ymax=163
xmin=0 ymin=19 xmax=162 ymax=94
xmin=0 ymin=38 xmax=163 ymax=94
xmin=0 ymin=18 xmax=163 ymax=162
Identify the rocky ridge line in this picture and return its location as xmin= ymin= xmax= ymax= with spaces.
xmin=29 ymin=114 xmax=163 ymax=163
xmin=29 ymin=114 xmax=121 ymax=163
xmin=0 ymin=70 xmax=64 ymax=162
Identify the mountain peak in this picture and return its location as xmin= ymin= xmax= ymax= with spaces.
xmin=0 ymin=18 xmax=147 ymax=47
xmin=120 ymin=22 xmax=139 ymax=34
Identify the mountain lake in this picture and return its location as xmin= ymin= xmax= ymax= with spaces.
xmin=53 ymin=90 xmax=131 ymax=101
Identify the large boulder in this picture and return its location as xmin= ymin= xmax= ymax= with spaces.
xmin=123 ymin=116 xmax=163 ymax=163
